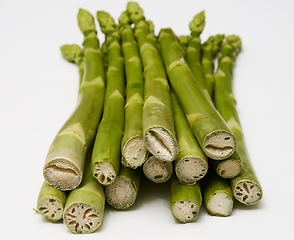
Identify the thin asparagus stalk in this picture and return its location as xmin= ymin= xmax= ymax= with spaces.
xmin=63 ymin=146 xmax=105 ymax=234
xmin=105 ymin=164 xmax=141 ymax=210
xmin=34 ymin=180 xmax=68 ymax=222
xmin=91 ymin=11 xmax=125 ymax=186
xmin=213 ymin=35 xmax=263 ymax=205
xmin=143 ymin=155 xmax=173 ymax=183
xmin=126 ymin=2 xmax=178 ymax=162
xmin=201 ymin=168 xmax=234 ymax=217
xmin=158 ymin=28 xmax=236 ymax=160
xmin=170 ymin=173 xmax=202 ymax=223
xmin=119 ymin=11 xmax=149 ymax=168
xmin=178 ymin=35 xmax=190 ymax=56
xmin=171 ymin=91 xmax=208 ymax=185
xmin=43 ymin=9 xmax=105 ymax=191
xmin=186 ymin=11 xmax=209 ymax=97
xmin=201 ymin=34 xmax=225 ymax=99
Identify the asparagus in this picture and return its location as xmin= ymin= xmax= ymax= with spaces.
xmin=171 ymin=91 xmax=208 ymax=185
xmin=105 ymin=165 xmax=141 ymax=209
xmin=170 ymin=173 xmax=202 ymax=223
xmin=119 ymin=11 xmax=149 ymax=168
xmin=201 ymin=34 xmax=224 ymax=99
xmin=186 ymin=11 xmax=209 ymax=97
xmin=35 ymin=180 xmax=68 ymax=222
xmin=126 ymin=2 xmax=178 ymax=162
xmin=91 ymin=11 xmax=125 ymax=186
xmin=143 ymin=155 xmax=173 ymax=183
xmin=158 ymin=28 xmax=236 ymax=160
xmin=201 ymin=169 xmax=234 ymax=217
xmin=63 ymin=146 xmax=105 ymax=234
xmin=43 ymin=9 xmax=105 ymax=191
xmin=213 ymin=35 xmax=263 ymax=205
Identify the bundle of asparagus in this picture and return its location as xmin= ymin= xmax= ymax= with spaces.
xmin=35 ymin=1 xmax=263 ymax=233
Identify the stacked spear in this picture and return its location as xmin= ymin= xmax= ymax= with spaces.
xmin=35 ymin=1 xmax=263 ymax=233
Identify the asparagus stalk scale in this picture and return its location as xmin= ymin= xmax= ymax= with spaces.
xmin=105 ymin=164 xmax=141 ymax=209
xmin=43 ymin=9 xmax=105 ymax=191
xmin=126 ymin=2 xmax=178 ymax=162
xmin=119 ymin=11 xmax=149 ymax=168
xmin=171 ymin=91 xmax=208 ymax=185
xmin=213 ymin=35 xmax=263 ymax=205
xmin=158 ymin=28 xmax=236 ymax=160
xmin=91 ymin=11 xmax=125 ymax=186
xmin=63 ymin=145 xmax=105 ymax=234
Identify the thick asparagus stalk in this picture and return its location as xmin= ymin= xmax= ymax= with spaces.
xmin=201 ymin=169 xmax=234 ymax=217
xmin=91 ymin=11 xmax=125 ymax=186
xmin=105 ymin=165 xmax=141 ymax=209
xmin=35 ymin=180 xmax=68 ymax=222
xmin=126 ymin=2 xmax=178 ymax=162
xmin=170 ymin=173 xmax=202 ymax=223
xmin=201 ymin=34 xmax=224 ymax=99
xmin=43 ymin=9 xmax=105 ymax=191
xmin=119 ymin=11 xmax=148 ymax=168
xmin=158 ymin=28 xmax=236 ymax=160
xmin=213 ymin=35 xmax=263 ymax=205
xmin=143 ymin=155 xmax=173 ymax=183
xmin=171 ymin=91 xmax=208 ymax=185
xmin=63 ymin=146 xmax=105 ymax=234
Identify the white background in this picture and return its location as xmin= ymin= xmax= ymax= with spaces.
xmin=1 ymin=0 xmax=293 ymax=239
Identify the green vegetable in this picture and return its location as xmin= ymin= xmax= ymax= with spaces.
xmin=170 ymin=173 xmax=202 ymax=223
xmin=171 ymin=91 xmax=208 ymax=185
xmin=158 ymin=28 xmax=236 ymax=160
xmin=63 ymin=145 xmax=105 ymax=234
xmin=105 ymin=165 xmax=141 ymax=209
xmin=126 ymin=2 xmax=178 ymax=162
xmin=213 ymin=35 xmax=263 ymax=205
xmin=43 ymin=9 xmax=105 ymax=191
xmin=91 ymin=11 xmax=125 ymax=186
xmin=35 ymin=180 xmax=68 ymax=222
xmin=143 ymin=155 xmax=173 ymax=183
xmin=201 ymin=169 xmax=234 ymax=216
xmin=119 ymin=11 xmax=149 ymax=169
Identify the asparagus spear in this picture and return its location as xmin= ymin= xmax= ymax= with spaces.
xmin=143 ymin=155 xmax=173 ymax=183
xmin=171 ymin=91 xmax=208 ymax=185
xmin=43 ymin=9 xmax=105 ymax=191
xmin=213 ymin=35 xmax=263 ymax=205
xmin=126 ymin=2 xmax=178 ymax=162
xmin=63 ymin=145 xmax=105 ymax=234
xmin=201 ymin=169 xmax=234 ymax=217
xmin=105 ymin=165 xmax=141 ymax=209
xmin=170 ymin=173 xmax=202 ymax=223
xmin=35 ymin=180 xmax=68 ymax=222
xmin=119 ymin=11 xmax=149 ymax=168
xmin=201 ymin=34 xmax=224 ymax=99
xmin=91 ymin=11 xmax=125 ymax=186
xmin=158 ymin=28 xmax=236 ymax=160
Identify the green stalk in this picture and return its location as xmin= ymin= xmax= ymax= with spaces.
xmin=126 ymin=2 xmax=178 ymax=162
xmin=105 ymin=164 xmax=141 ymax=210
xmin=43 ymin=9 xmax=105 ymax=191
xmin=91 ymin=11 xmax=125 ymax=186
xmin=35 ymin=180 xmax=68 ymax=222
xmin=171 ymin=91 xmax=208 ymax=185
xmin=119 ymin=11 xmax=149 ymax=168
xmin=178 ymin=35 xmax=190 ymax=56
xmin=143 ymin=155 xmax=173 ymax=183
xmin=158 ymin=28 xmax=236 ymax=160
xmin=201 ymin=34 xmax=224 ymax=99
xmin=186 ymin=11 xmax=208 ymax=97
xmin=170 ymin=173 xmax=202 ymax=223
xmin=63 ymin=145 xmax=105 ymax=234
xmin=201 ymin=168 xmax=234 ymax=217
xmin=213 ymin=35 xmax=263 ymax=205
